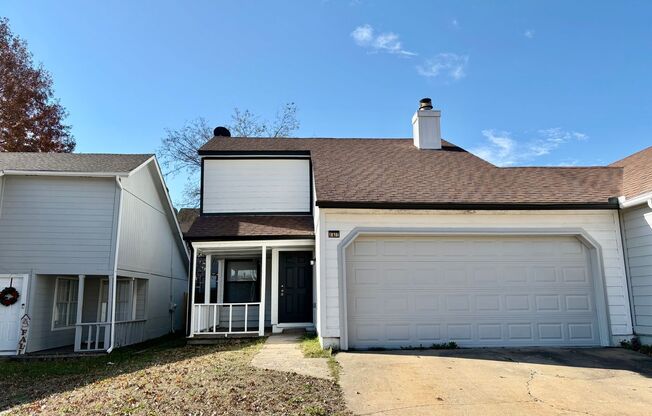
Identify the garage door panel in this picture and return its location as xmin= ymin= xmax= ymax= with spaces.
xmin=349 ymin=291 xmax=597 ymax=317
xmin=346 ymin=235 xmax=601 ymax=348
xmin=348 ymin=319 xmax=600 ymax=348
xmin=349 ymin=261 xmax=590 ymax=288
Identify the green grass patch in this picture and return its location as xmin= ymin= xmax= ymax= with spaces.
xmin=300 ymin=334 xmax=332 ymax=358
xmin=327 ymin=356 xmax=341 ymax=382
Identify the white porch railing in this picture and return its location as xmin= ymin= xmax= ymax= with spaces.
xmin=193 ymin=303 xmax=261 ymax=336
xmin=75 ymin=322 xmax=110 ymax=352
xmin=74 ymin=319 xmax=147 ymax=352
xmin=114 ymin=319 xmax=147 ymax=348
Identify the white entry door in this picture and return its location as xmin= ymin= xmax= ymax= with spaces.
xmin=346 ymin=235 xmax=602 ymax=349
xmin=0 ymin=275 xmax=28 ymax=352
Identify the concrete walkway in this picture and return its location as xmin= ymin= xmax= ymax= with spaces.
xmin=251 ymin=331 xmax=332 ymax=380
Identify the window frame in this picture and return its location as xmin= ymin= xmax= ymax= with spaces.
xmin=223 ymin=259 xmax=261 ymax=303
xmin=51 ymin=276 xmax=79 ymax=331
xmin=97 ymin=277 xmax=149 ymax=323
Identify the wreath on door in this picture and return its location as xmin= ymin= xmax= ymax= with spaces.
xmin=0 ymin=287 xmax=20 ymax=307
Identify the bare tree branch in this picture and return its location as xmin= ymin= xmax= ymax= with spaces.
xmin=158 ymin=103 xmax=299 ymax=207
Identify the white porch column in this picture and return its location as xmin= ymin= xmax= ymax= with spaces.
xmin=106 ymin=273 xmax=116 ymax=349
xmin=205 ymin=255 xmax=212 ymax=304
xmin=204 ymin=254 xmax=212 ymax=331
xmin=271 ymin=248 xmax=281 ymax=333
xmin=74 ymin=274 xmax=85 ymax=352
xmin=259 ymin=245 xmax=267 ymax=336
xmin=189 ymin=247 xmax=198 ymax=337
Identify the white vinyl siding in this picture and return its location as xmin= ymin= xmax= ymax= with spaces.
xmin=202 ymin=158 xmax=310 ymax=214
xmin=319 ymin=209 xmax=632 ymax=345
xmin=0 ymin=176 xmax=117 ymax=275
xmin=621 ymin=204 xmax=652 ymax=339
xmin=117 ymin=162 xmax=188 ymax=336
xmin=346 ymin=235 xmax=600 ymax=348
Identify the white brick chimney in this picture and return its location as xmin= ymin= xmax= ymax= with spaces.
xmin=412 ymin=98 xmax=441 ymax=149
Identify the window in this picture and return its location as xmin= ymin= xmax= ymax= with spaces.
xmin=194 ymin=255 xmax=207 ymax=303
xmin=115 ymin=280 xmax=132 ymax=321
xmin=52 ymin=277 xmax=78 ymax=330
xmin=224 ymin=260 xmax=260 ymax=303
xmin=98 ymin=278 xmax=148 ymax=322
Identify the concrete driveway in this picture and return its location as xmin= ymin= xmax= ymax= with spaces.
xmin=336 ymin=348 xmax=652 ymax=415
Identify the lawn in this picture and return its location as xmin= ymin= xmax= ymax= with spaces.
xmin=298 ymin=334 xmax=341 ymax=382
xmin=1 ymin=336 xmax=350 ymax=415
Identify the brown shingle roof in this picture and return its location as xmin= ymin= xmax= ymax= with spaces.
xmin=200 ymin=137 xmax=622 ymax=207
xmin=0 ymin=153 xmax=153 ymax=174
xmin=177 ymin=208 xmax=200 ymax=233
xmin=610 ymin=146 xmax=652 ymax=199
xmin=185 ymin=215 xmax=314 ymax=240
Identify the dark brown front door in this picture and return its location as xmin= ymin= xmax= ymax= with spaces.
xmin=278 ymin=251 xmax=313 ymax=323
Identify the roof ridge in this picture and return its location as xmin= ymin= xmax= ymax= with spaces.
xmin=609 ymin=145 xmax=652 ymax=166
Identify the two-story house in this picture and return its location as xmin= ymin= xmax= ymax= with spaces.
xmin=185 ymin=98 xmax=648 ymax=351
xmin=0 ymin=153 xmax=188 ymax=355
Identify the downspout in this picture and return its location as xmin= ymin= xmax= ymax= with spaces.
xmin=107 ymin=176 xmax=124 ymax=353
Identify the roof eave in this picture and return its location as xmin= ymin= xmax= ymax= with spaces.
xmin=183 ymin=234 xmax=315 ymax=242
xmin=0 ymin=170 xmax=132 ymax=177
xmin=315 ymin=201 xmax=621 ymax=210
xmin=618 ymin=192 xmax=652 ymax=209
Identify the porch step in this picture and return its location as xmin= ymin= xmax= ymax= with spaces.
xmin=187 ymin=333 xmax=268 ymax=345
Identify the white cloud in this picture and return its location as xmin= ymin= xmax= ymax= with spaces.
xmin=350 ymin=24 xmax=416 ymax=56
xmin=471 ymin=128 xmax=588 ymax=166
xmin=524 ymin=29 xmax=535 ymax=39
xmin=416 ymin=53 xmax=469 ymax=80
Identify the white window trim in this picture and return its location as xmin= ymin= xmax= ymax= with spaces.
xmin=134 ymin=279 xmax=149 ymax=321
xmin=97 ymin=277 xmax=149 ymax=323
xmin=51 ymin=276 xmax=79 ymax=331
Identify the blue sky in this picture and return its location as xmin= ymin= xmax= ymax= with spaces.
xmin=3 ymin=0 xmax=652 ymax=205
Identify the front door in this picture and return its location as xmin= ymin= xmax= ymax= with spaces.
xmin=0 ymin=275 xmax=26 ymax=352
xmin=279 ymin=251 xmax=313 ymax=323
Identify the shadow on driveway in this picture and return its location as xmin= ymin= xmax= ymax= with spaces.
xmin=337 ymin=347 xmax=652 ymax=415
xmin=359 ymin=346 xmax=652 ymax=377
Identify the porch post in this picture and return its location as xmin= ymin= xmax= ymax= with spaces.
xmin=205 ymin=255 xmax=212 ymax=303
xmin=74 ymin=274 xmax=85 ymax=352
xmin=106 ymin=273 xmax=116 ymax=350
xmin=189 ymin=247 xmax=198 ymax=337
xmin=259 ymin=245 xmax=267 ymax=336
xmin=204 ymin=254 xmax=212 ymax=331
xmin=271 ymin=248 xmax=280 ymax=333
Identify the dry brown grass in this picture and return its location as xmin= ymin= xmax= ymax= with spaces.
xmin=2 ymin=336 xmax=350 ymax=415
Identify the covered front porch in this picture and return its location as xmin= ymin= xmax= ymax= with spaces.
xmin=189 ymin=239 xmax=315 ymax=338
xmin=23 ymin=274 xmax=149 ymax=354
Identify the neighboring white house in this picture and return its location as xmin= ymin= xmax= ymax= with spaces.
xmin=0 ymin=153 xmax=188 ymax=355
xmin=185 ymin=98 xmax=641 ymax=350
xmin=611 ymin=146 xmax=652 ymax=344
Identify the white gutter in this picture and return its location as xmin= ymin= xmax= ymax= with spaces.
xmin=0 ymin=170 xmax=131 ymax=177
xmin=106 ymin=176 xmax=124 ymax=353
xmin=619 ymin=192 xmax=652 ymax=209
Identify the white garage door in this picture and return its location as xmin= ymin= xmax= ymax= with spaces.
xmin=346 ymin=235 xmax=602 ymax=349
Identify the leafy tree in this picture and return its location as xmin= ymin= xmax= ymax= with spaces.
xmin=159 ymin=103 xmax=299 ymax=207
xmin=0 ymin=17 xmax=74 ymax=152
